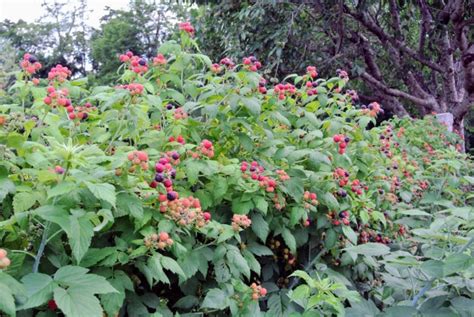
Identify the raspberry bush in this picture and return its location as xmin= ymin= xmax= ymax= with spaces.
xmin=0 ymin=24 xmax=472 ymax=317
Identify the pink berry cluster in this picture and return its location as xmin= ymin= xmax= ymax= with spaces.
xmin=333 ymin=168 xmax=350 ymax=187
xmin=306 ymin=66 xmax=318 ymax=79
xmin=250 ymin=283 xmax=267 ymax=300
xmin=303 ymin=191 xmax=318 ymax=208
xmin=241 ymin=161 xmax=279 ymax=192
xmin=173 ymin=107 xmax=188 ymax=120
xmin=275 ymin=169 xmax=290 ymax=181
xmin=127 ymin=150 xmax=149 ymax=171
xmin=153 ymin=53 xmax=167 ymax=66
xmin=169 ymin=135 xmax=185 ymax=144
xmin=159 ymin=195 xmax=209 ymax=227
xmin=332 ymin=134 xmax=350 ymax=154
xmin=350 ymin=179 xmax=367 ymax=196
xmin=336 ymin=69 xmax=349 ymax=81
xmin=178 ymin=22 xmax=195 ymax=36
xmin=272 ymin=193 xmax=286 ymax=210
xmin=231 ymin=214 xmax=252 ymax=231
xmin=258 ymin=78 xmax=267 ymax=94
xmin=44 ymin=86 xmax=71 ymax=108
xmin=242 ymin=56 xmax=262 ymax=72
xmin=20 ymin=53 xmax=42 ymax=75
xmin=346 ymin=89 xmax=359 ymax=101
xmin=118 ymin=83 xmax=144 ymax=95
xmin=67 ymin=102 xmax=96 ymax=121
xmin=0 ymin=249 xmax=11 ymax=269
xmin=219 ymin=57 xmax=235 ymax=70
xmin=144 ymin=232 xmax=173 ymax=250
xmin=361 ymin=101 xmax=383 ymax=117
xmin=305 ymin=80 xmax=319 ymax=96
xmin=327 ymin=210 xmax=350 ymax=226
xmin=149 ymin=153 xmax=178 ymax=192
xmin=48 ymin=65 xmax=71 ymax=82
xmin=210 ymin=63 xmax=222 ymax=73
xmin=119 ymin=51 xmax=148 ymax=74
xmin=274 ymin=83 xmax=296 ymax=100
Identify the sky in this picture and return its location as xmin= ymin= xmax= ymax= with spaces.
xmin=0 ymin=0 xmax=130 ymax=28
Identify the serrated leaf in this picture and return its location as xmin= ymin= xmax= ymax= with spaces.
xmin=0 ymin=283 xmax=16 ymax=317
xmin=282 ymin=228 xmax=297 ymax=253
xmin=251 ymin=213 xmax=269 ymax=243
xmin=201 ymin=289 xmax=228 ymax=310
xmin=344 ymin=243 xmax=390 ymax=257
xmin=54 ymin=287 xmax=103 ymax=317
xmin=161 ymin=256 xmax=186 ymax=279
xmin=342 ymin=226 xmax=358 ymax=245
xmin=20 ymin=273 xmax=54 ymax=309
xmin=85 ymin=182 xmax=116 ymax=207
xmin=69 ymin=214 xmax=94 ymax=263
xmin=13 ymin=192 xmax=37 ymax=213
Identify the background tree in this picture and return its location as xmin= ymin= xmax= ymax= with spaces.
xmin=191 ymin=0 xmax=473 ymax=143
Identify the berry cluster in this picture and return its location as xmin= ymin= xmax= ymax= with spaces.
xmin=198 ymin=140 xmax=214 ymax=158
xmin=169 ymin=135 xmax=185 ymax=144
xmin=305 ymin=80 xmax=318 ymax=96
xmin=241 ymin=161 xmax=278 ymax=192
xmin=275 ymin=169 xmax=290 ymax=181
xmin=379 ymin=125 xmax=394 ymax=158
xmin=43 ymin=87 xmax=71 ymax=108
xmin=306 ymin=66 xmax=318 ymax=79
xmin=118 ymin=83 xmax=144 ymax=95
xmin=0 ymin=248 xmax=11 ymax=269
xmin=333 ymin=167 xmax=350 ymax=187
xmin=336 ymin=69 xmax=349 ymax=81
xmin=359 ymin=230 xmax=391 ymax=245
xmin=272 ymin=193 xmax=286 ymax=210
xmin=274 ymin=83 xmax=296 ymax=100
xmin=173 ymin=107 xmax=188 ymax=120
xmin=159 ymin=196 xmax=209 ymax=227
xmin=258 ymin=78 xmax=267 ymax=94
xmin=332 ymin=134 xmax=350 ymax=154
xmin=20 ymin=54 xmax=42 ymax=75
xmin=219 ymin=57 xmax=235 ymax=70
xmin=303 ymin=191 xmax=318 ymax=208
xmin=232 ymin=214 xmax=252 ymax=231
xmin=153 ymin=53 xmax=167 ymax=66
xmin=361 ymin=102 xmax=383 ymax=117
xmin=150 ymin=153 xmax=178 ymax=190
xmin=119 ymin=52 xmax=149 ymax=74
xmin=178 ymin=22 xmax=195 ymax=36
xmin=210 ymin=63 xmax=222 ymax=73
xmin=250 ymin=283 xmax=267 ymax=300
xmin=127 ymin=150 xmax=149 ymax=171
xmin=327 ymin=210 xmax=350 ymax=226
xmin=67 ymin=102 xmax=96 ymax=121
xmin=144 ymin=232 xmax=174 ymax=250
xmin=346 ymin=89 xmax=359 ymax=101
xmin=48 ymin=65 xmax=71 ymax=82
xmin=350 ymin=179 xmax=367 ymax=196
xmin=242 ymin=56 xmax=262 ymax=72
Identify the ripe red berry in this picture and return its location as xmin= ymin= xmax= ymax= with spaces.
xmin=333 ymin=135 xmax=342 ymax=143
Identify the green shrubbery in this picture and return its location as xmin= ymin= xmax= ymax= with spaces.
xmin=0 ymin=26 xmax=472 ymax=317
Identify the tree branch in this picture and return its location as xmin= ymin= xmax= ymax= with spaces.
xmin=360 ymin=71 xmax=437 ymax=108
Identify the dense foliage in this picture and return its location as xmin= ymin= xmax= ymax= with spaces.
xmin=0 ymin=26 xmax=473 ymax=317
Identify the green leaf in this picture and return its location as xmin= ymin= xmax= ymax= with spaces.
xmin=161 ymin=256 xmax=186 ymax=279
xmin=282 ymin=177 xmax=304 ymax=202
xmin=85 ymin=182 xmax=116 ymax=207
xmin=241 ymin=96 xmax=261 ymax=115
xmin=282 ymin=228 xmax=297 ymax=253
xmin=342 ymin=226 xmax=358 ymax=245
xmin=69 ymin=214 xmax=94 ymax=263
xmin=444 ymin=253 xmax=473 ymax=276
xmin=251 ymin=213 xmax=269 ymax=243
xmin=47 ymin=182 xmax=77 ymax=199
xmin=421 ymin=260 xmax=444 ymax=278
xmin=116 ymin=192 xmax=143 ymax=219
xmin=201 ymin=289 xmax=229 ymax=310
xmin=226 ymin=248 xmax=250 ymax=278
xmin=54 ymin=287 xmax=103 ymax=317
xmin=344 ymin=243 xmax=390 ymax=257
xmin=54 ymin=266 xmax=117 ymax=295
xmin=20 ymin=273 xmax=54 ymax=309
xmin=253 ymin=196 xmax=268 ymax=214
xmin=148 ymin=255 xmax=170 ymax=285
xmin=0 ymin=283 xmax=15 ymax=317
xmin=321 ymin=192 xmax=339 ymax=210
xmin=13 ymin=192 xmax=37 ymax=213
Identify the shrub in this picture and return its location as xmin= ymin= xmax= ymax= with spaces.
xmin=0 ymin=25 xmax=472 ymax=316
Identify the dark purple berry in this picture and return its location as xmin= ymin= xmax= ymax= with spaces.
xmin=155 ymin=173 xmax=164 ymax=182
xmin=138 ymin=58 xmax=146 ymax=66
xmin=171 ymin=152 xmax=180 ymax=160
xmin=167 ymin=192 xmax=177 ymax=201
xmin=28 ymin=55 xmax=38 ymax=63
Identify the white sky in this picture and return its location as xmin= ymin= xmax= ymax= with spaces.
xmin=0 ymin=0 xmax=130 ymax=28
